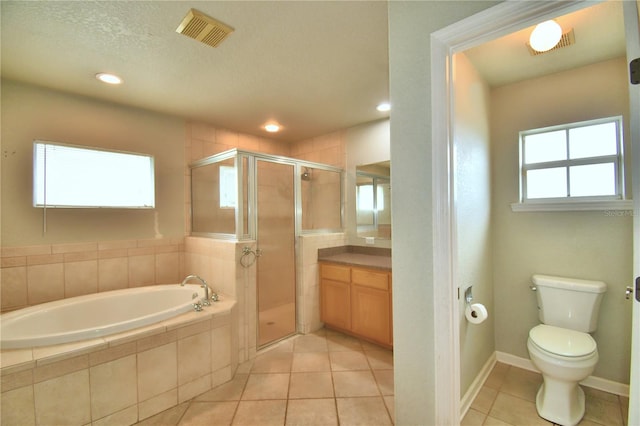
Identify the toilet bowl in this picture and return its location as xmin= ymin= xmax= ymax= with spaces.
xmin=527 ymin=274 xmax=606 ymax=426
xmin=528 ymin=324 xmax=598 ymax=426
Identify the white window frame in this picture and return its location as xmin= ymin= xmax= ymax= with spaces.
xmin=33 ymin=140 xmax=155 ymax=209
xmin=512 ymin=116 xmax=632 ymax=212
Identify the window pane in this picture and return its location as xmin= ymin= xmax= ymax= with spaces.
xmin=526 ymin=167 xmax=567 ymax=199
xmin=569 ymin=163 xmax=616 ymax=197
xmin=33 ymin=142 xmax=154 ymax=208
xmin=524 ymin=130 xmax=566 ymax=164
xmin=568 ymin=122 xmax=618 ymax=159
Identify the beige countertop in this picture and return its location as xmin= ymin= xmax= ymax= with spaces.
xmin=318 ymin=252 xmax=391 ymax=271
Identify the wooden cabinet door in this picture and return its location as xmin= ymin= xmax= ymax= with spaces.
xmin=321 ymin=279 xmax=351 ymax=330
xmin=351 ymin=284 xmax=391 ymax=345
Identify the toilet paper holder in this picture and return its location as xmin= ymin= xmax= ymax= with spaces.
xmin=464 ymin=286 xmax=474 ymax=306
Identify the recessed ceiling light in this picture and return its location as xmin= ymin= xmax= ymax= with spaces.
xmin=376 ymin=102 xmax=391 ymax=112
xmin=96 ymin=73 xmax=123 ymax=85
xmin=264 ymin=123 xmax=281 ymax=133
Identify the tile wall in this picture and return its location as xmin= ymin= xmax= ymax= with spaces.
xmin=1 ymin=238 xmax=185 ymax=313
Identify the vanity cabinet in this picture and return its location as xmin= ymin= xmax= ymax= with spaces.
xmin=320 ymin=262 xmax=392 ymax=348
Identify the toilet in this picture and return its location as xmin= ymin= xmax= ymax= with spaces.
xmin=527 ymin=274 xmax=607 ymax=426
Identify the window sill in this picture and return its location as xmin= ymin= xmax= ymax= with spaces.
xmin=510 ymin=200 xmax=634 ymax=212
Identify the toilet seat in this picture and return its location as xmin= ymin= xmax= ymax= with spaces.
xmin=529 ymin=324 xmax=596 ymax=358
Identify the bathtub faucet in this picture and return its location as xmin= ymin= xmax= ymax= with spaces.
xmin=180 ymin=275 xmax=217 ymax=306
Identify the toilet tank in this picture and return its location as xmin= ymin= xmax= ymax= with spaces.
xmin=532 ymin=274 xmax=607 ymax=332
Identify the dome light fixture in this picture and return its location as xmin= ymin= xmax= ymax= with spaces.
xmin=376 ymin=102 xmax=391 ymax=112
xmin=96 ymin=73 xmax=123 ymax=85
xmin=264 ymin=123 xmax=281 ymax=133
xmin=529 ymin=20 xmax=562 ymax=53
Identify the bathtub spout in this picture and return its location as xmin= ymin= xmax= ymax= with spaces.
xmin=181 ymin=275 xmax=212 ymax=306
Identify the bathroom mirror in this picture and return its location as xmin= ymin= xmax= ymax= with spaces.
xmin=356 ymin=161 xmax=391 ymax=239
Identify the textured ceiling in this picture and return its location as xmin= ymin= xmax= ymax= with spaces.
xmin=0 ymin=1 xmax=626 ymax=143
xmin=1 ymin=1 xmax=389 ymax=143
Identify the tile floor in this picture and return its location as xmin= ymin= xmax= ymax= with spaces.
xmin=137 ymin=329 xmax=629 ymax=426
xmin=462 ymin=362 xmax=630 ymax=426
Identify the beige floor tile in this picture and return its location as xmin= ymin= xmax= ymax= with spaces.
xmin=383 ymin=395 xmax=395 ymax=423
xmin=178 ymin=401 xmax=238 ymax=426
xmin=329 ymin=351 xmax=369 ymax=371
xmin=470 ymin=386 xmax=498 ymax=414
xmin=583 ymin=391 xmax=624 ymax=426
xmin=326 ymin=333 xmax=363 ymax=352
xmin=241 ymin=373 xmax=290 ymax=400
xmin=291 ymin=352 xmax=331 ymax=372
xmin=285 ymin=398 xmax=338 ymax=426
xmin=136 ymin=401 xmax=189 ymax=426
xmin=232 ymin=400 xmax=287 ymax=426
xmin=500 ymin=367 xmax=542 ymax=402
xmin=194 ymin=374 xmax=248 ymax=402
xmin=333 ymin=371 xmax=380 ymax=397
xmin=289 ymin=372 xmax=335 ymax=399
xmin=619 ymin=395 xmax=629 ymax=426
xmin=483 ymin=415 xmax=513 ymax=426
xmin=336 ymin=396 xmax=392 ymax=426
xmin=293 ymin=334 xmax=329 ymax=352
xmin=251 ymin=351 xmax=293 ymax=373
xmin=488 ymin=392 xmax=551 ymax=426
xmin=583 ymin=386 xmax=620 ymax=403
xmin=373 ymin=369 xmax=394 ymax=396
xmin=365 ymin=350 xmax=394 ymax=370
xmin=461 ymin=408 xmax=486 ymax=426
xmin=577 ymin=418 xmax=611 ymax=426
xmin=484 ymin=362 xmax=510 ymax=391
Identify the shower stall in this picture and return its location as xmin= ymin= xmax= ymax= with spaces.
xmin=189 ymin=149 xmax=343 ymax=347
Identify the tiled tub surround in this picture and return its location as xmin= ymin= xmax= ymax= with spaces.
xmin=1 ymin=238 xmax=186 ymax=313
xmin=1 ymin=300 xmax=238 ymax=426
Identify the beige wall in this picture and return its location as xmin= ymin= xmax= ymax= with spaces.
xmin=454 ymin=52 xmax=495 ymax=395
xmin=1 ymin=79 xmax=186 ymax=247
xmin=491 ymin=57 xmax=633 ymax=383
xmin=388 ymin=2 xmax=500 ymax=424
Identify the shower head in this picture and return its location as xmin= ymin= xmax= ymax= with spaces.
xmin=301 ymin=167 xmax=312 ymax=181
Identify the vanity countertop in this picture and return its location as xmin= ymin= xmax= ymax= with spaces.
xmin=317 ymin=246 xmax=391 ymax=271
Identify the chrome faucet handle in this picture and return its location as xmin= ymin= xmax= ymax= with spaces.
xmin=192 ymin=302 xmax=203 ymax=312
xmin=211 ymin=292 xmax=219 ymax=302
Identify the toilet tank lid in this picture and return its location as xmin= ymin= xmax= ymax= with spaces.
xmin=532 ymin=274 xmax=607 ymax=293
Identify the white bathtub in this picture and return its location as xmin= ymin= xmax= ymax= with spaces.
xmin=0 ymin=284 xmax=208 ymax=349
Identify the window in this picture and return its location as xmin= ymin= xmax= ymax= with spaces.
xmin=519 ymin=117 xmax=624 ymax=205
xmin=219 ymin=165 xmax=237 ymax=209
xmin=33 ymin=141 xmax=155 ymax=208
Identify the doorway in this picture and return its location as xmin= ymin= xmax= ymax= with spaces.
xmin=256 ymin=159 xmax=297 ymax=347
xmin=431 ymin=0 xmax=639 ymax=423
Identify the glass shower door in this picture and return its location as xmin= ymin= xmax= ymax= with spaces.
xmin=256 ymin=159 xmax=297 ymax=347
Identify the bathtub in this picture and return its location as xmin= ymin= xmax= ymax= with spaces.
xmin=0 ymin=284 xmax=208 ymax=349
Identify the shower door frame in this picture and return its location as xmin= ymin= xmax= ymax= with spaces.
xmin=189 ymin=148 xmax=344 ymax=348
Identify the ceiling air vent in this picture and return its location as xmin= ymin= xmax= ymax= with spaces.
xmin=176 ymin=9 xmax=234 ymax=48
xmin=526 ymin=29 xmax=575 ymax=56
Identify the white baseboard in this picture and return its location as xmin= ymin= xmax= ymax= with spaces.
xmin=460 ymin=353 xmax=497 ymax=418
xmin=495 ymin=351 xmax=630 ymax=397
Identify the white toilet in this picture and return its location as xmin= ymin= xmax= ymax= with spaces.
xmin=527 ymin=274 xmax=607 ymax=426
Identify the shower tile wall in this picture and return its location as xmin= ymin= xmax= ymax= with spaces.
xmin=0 ymin=238 xmax=185 ymax=313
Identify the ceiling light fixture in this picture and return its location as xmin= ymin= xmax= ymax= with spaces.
xmin=264 ymin=123 xmax=281 ymax=133
xmin=96 ymin=73 xmax=123 ymax=85
xmin=376 ymin=102 xmax=391 ymax=112
xmin=529 ymin=20 xmax=562 ymax=53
